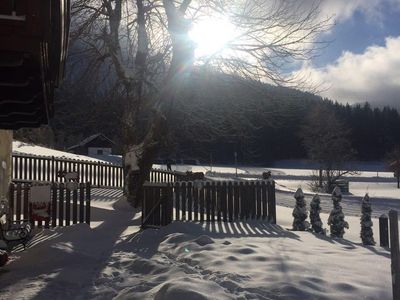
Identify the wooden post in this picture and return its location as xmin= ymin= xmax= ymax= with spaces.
xmin=389 ymin=210 xmax=400 ymax=300
xmin=51 ymin=184 xmax=57 ymax=227
xmin=379 ymin=214 xmax=389 ymax=247
xmin=59 ymin=183 xmax=64 ymax=226
xmin=79 ymin=183 xmax=85 ymax=223
xmin=85 ymin=182 xmax=91 ymax=225
xmin=65 ymin=187 xmax=71 ymax=226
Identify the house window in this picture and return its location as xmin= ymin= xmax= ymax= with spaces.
xmin=97 ymin=149 xmax=103 ymax=155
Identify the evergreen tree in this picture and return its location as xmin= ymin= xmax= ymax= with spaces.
xmin=310 ymin=194 xmax=324 ymax=234
xmin=360 ymin=193 xmax=375 ymax=245
xmin=328 ymin=186 xmax=349 ymax=238
xmin=292 ymin=188 xmax=309 ymax=231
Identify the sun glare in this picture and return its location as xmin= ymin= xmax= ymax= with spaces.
xmin=189 ymin=18 xmax=237 ymax=59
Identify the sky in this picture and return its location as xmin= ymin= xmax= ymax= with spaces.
xmin=299 ymin=0 xmax=400 ymax=109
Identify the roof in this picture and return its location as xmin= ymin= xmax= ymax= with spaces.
xmin=67 ymin=133 xmax=115 ymax=150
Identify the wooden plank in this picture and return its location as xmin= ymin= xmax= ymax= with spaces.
xmin=233 ymin=182 xmax=239 ymax=221
xmin=65 ymin=187 xmax=71 ymax=226
xmin=216 ymin=182 xmax=221 ymax=222
xmin=33 ymin=157 xmax=37 ymax=181
xmin=206 ymin=182 xmax=211 ymax=222
xmin=256 ymin=182 xmax=261 ymax=219
xmin=181 ymin=182 xmax=187 ymax=220
xmin=389 ymin=210 xmax=400 ymax=300
xmin=28 ymin=157 xmax=32 ymax=181
xmin=187 ymin=182 xmax=193 ymax=221
xmin=222 ymin=182 xmax=227 ymax=222
xmin=271 ymin=181 xmax=276 ymax=224
xmin=59 ymin=183 xmax=64 ymax=226
xmin=199 ymin=186 xmax=204 ymax=222
xmin=79 ymin=183 xmax=85 ymax=223
xmin=227 ymin=182 xmax=233 ymax=222
xmin=85 ymin=183 xmax=91 ymax=225
xmin=165 ymin=184 xmax=172 ymax=225
xmin=261 ymin=181 xmax=267 ymax=219
xmin=250 ymin=182 xmax=256 ymax=219
xmin=19 ymin=156 xmax=23 ymax=180
xmin=51 ymin=184 xmax=57 ymax=227
xmin=72 ymin=187 xmax=78 ymax=224
xmin=23 ymin=156 xmax=28 ymax=180
xmin=175 ymin=182 xmax=180 ymax=221
xmin=154 ymin=187 xmax=161 ymax=226
xmin=193 ymin=185 xmax=199 ymax=221
xmin=239 ymin=182 xmax=245 ymax=220
xmin=379 ymin=214 xmax=389 ymax=247
xmin=14 ymin=156 xmax=18 ymax=179
xmin=267 ymin=181 xmax=276 ymax=223
xmin=47 ymin=158 xmax=51 ymax=182
xmin=211 ymin=182 xmax=216 ymax=222
xmin=16 ymin=183 xmax=22 ymax=222
xmin=23 ymin=185 xmax=29 ymax=220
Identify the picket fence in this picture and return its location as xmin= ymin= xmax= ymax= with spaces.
xmin=142 ymin=180 xmax=276 ymax=227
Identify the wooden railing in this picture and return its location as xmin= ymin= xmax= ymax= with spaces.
xmin=142 ymin=180 xmax=276 ymax=228
xmin=12 ymin=153 xmax=187 ymax=188
xmin=8 ymin=182 xmax=91 ymax=228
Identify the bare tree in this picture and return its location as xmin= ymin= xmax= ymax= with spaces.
xmin=301 ymin=104 xmax=358 ymax=192
xmin=70 ymin=0 xmax=332 ymax=206
xmin=386 ymin=146 xmax=400 ymax=188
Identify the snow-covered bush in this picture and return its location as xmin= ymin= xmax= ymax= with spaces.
xmin=360 ymin=194 xmax=375 ymax=245
xmin=292 ymin=188 xmax=309 ymax=231
xmin=310 ymin=194 xmax=324 ymax=234
xmin=328 ymin=186 xmax=349 ymax=238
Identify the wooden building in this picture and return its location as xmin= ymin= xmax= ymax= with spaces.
xmin=0 ymin=0 xmax=70 ymax=201
xmin=67 ymin=134 xmax=116 ymax=156
xmin=0 ymin=0 xmax=70 ymax=129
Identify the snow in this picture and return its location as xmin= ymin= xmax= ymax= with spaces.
xmin=0 ymin=143 xmax=396 ymax=299
xmin=0 ymin=187 xmax=394 ymax=299
xmin=12 ymin=141 xmax=107 ymax=163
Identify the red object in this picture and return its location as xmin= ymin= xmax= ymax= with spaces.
xmin=30 ymin=202 xmax=51 ymax=222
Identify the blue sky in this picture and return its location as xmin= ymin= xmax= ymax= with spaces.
xmin=300 ymin=0 xmax=400 ymax=109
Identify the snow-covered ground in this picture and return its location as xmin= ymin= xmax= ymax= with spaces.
xmin=0 ymin=142 xmax=396 ymax=299
xmin=0 ymin=190 xmax=393 ymax=299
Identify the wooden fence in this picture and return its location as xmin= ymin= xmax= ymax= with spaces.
xmin=12 ymin=153 xmax=186 ymax=188
xmin=142 ymin=180 xmax=276 ymax=228
xmin=8 ymin=182 xmax=91 ymax=228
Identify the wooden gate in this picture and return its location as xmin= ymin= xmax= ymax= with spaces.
xmin=142 ymin=180 xmax=276 ymax=228
xmin=8 ymin=182 xmax=91 ymax=228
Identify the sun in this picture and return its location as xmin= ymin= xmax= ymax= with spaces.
xmin=189 ymin=18 xmax=237 ymax=59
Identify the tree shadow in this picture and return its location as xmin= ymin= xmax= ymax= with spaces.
xmin=310 ymin=231 xmax=390 ymax=259
xmin=0 ymin=196 xmax=138 ymax=300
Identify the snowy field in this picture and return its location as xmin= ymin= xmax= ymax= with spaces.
xmin=1 ymin=142 xmax=397 ymax=299
xmin=0 ymin=191 xmax=393 ymax=299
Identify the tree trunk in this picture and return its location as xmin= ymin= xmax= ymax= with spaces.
xmin=123 ymin=114 xmax=168 ymax=207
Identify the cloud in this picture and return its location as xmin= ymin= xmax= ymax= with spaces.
xmin=295 ymin=36 xmax=400 ymax=108
xmin=313 ymin=0 xmax=400 ymax=24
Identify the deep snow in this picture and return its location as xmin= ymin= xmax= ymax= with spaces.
xmin=0 ymin=142 xmax=395 ymax=299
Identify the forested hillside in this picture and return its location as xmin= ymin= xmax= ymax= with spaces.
xmin=15 ymin=70 xmax=400 ymax=164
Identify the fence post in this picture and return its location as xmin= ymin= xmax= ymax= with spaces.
xmin=379 ymin=214 xmax=389 ymax=247
xmin=51 ymin=156 xmax=55 ymax=183
xmin=389 ymin=210 xmax=400 ymax=300
xmin=85 ymin=182 xmax=91 ymax=225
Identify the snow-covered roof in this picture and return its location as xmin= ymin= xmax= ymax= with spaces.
xmin=67 ymin=133 xmax=115 ymax=150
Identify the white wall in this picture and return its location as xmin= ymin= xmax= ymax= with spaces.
xmin=88 ymin=147 xmax=112 ymax=156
